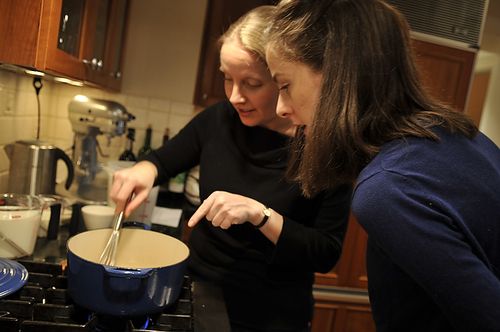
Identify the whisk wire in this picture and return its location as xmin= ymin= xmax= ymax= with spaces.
xmin=99 ymin=209 xmax=126 ymax=266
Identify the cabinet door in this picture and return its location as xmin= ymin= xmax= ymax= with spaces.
xmin=315 ymin=214 xmax=368 ymax=289
xmin=312 ymin=298 xmax=375 ymax=332
xmin=104 ymin=0 xmax=129 ymax=90
xmin=0 ymin=0 xmax=42 ymax=67
xmin=81 ymin=0 xmax=111 ymax=85
xmin=412 ymin=39 xmax=476 ymax=112
xmin=193 ymin=0 xmax=276 ymax=107
xmin=39 ymin=0 xmax=87 ymax=80
xmin=82 ymin=0 xmax=128 ymax=90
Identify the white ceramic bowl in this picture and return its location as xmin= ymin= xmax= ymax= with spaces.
xmin=81 ymin=205 xmax=115 ymax=230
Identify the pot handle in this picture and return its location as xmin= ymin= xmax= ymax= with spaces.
xmin=103 ymin=266 xmax=154 ymax=278
xmin=55 ymin=148 xmax=75 ymax=190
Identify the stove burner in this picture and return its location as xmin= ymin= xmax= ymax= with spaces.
xmin=0 ymin=260 xmax=194 ymax=332
xmin=87 ymin=314 xmax=135 ymax=332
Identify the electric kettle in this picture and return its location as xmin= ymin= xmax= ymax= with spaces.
xmin=4 ymin=140 xmax=74 ymax=195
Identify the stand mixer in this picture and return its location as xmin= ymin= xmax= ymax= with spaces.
xmin=68 ymin=95 xmax=135 ymax=203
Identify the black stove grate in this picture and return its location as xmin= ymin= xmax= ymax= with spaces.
xmin=0 ymin=260 xmax=193 ymax=332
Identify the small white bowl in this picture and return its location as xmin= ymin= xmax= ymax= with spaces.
xmin=81 ymin=205 xmax=115 ymax=230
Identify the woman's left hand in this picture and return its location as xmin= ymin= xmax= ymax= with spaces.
xmin=188 ymin=191 xmax=265 ymax=229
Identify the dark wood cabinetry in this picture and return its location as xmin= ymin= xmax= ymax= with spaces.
xmin=312 ymin=293 xmax=376 ymax=332
xmin=0 ymin=0 xmax=128 ymax=91
xmin=412 ymin=39 xmax=476 ymax=112
xmin=315 ymin=215 xmax=369 ymax=289
xmin=313 ymin=215 xmax=375 ymax=332
xmin=83 ymin=0 xmax=129 ymax=90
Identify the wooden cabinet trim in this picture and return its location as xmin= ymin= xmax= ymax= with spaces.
xmin=313 ymin=286 xmax=369 ymax=305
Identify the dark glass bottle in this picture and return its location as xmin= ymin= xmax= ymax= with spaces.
xmin=138 ymin=125 xmax=153 ymax=159
xmin=159 ymin=127 xmax=171 ymax=193
xmin=119 ymin=128 xmax=137 ymax=161
xmin=162 ymin=127 xmax=170 ymax=145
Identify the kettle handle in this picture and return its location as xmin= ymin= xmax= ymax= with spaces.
xmin=55 ymin=148 xmax=75 ymax=190
xmin=3 ymin=143 xmax=13 ymax=159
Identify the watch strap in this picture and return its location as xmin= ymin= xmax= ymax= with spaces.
xmin=255 ymin=207 xmax=271 ymax=228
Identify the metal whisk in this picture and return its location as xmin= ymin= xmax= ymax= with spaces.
xmin=99 ymin=200 xmax=129 ymax=266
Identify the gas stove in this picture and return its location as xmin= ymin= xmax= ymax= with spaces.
xmin=0 ymin=260 xmax=194 ymax=331
xmin=0 ymin=225 xmax=230 ymax=332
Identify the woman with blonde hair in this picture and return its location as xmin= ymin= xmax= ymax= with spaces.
xmin=111 ymin=5 xmax=351 ymax=331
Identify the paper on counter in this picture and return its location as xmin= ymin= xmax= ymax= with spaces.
xmin=151 ymin=206 xmax=183 ymax=228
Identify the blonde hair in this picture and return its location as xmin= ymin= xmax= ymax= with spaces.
xmin=219 ymin=5 xmax=275 ymax=61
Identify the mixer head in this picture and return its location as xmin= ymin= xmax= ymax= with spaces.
xmin=68 ymin=95 xmax=135 ymax=137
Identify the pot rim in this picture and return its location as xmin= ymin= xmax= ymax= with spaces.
xmin=67 ymin=228 xmax=190 ymax=270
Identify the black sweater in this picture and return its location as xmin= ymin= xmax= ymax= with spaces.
xmin=145 ymin=101 xmax=352 ymax=331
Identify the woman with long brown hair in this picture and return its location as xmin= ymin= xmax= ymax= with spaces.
xmin=266 ymin=0 xmax=500 ymax=331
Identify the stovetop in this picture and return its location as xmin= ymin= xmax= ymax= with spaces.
xmin=0 ymin=260 xmax=194 ymax=331
xmin=0 ymin=225 xmax=230 ymax=332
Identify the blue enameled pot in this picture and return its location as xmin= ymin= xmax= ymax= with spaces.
xmin=66 ymin=228 xmax=189 ymax=316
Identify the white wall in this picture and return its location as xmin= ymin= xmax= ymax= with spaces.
xmin=121 ymin=0 xmax=207 ymax=102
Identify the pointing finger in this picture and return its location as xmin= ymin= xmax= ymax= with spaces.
xmin=188 ymin=196 xmax=214 ymax=227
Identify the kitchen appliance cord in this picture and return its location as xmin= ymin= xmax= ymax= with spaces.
xmin=33 ymin=77 xmax=43 ymax=140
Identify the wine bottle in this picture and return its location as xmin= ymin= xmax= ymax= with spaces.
xmin=159 ymin=127 xmax=171 ymax=193
xmin=162 ymin=127 xmax=170 ymax=145
xmin=119 ymin=128 xmax=137 ymax=161
xmin=138 ymin=125 xmax=153 ymax=159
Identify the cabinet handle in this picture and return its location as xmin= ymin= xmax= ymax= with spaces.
xmin=61 ymin=14 xmax=69 ymax=33
xmin=110 ymin=71 xmax=122 ymax=79
xmin=82 ymin=58 xmax=104 ymax=71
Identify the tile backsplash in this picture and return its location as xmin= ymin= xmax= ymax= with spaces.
xmin=0 ymin=69 xmax=197 ymax=192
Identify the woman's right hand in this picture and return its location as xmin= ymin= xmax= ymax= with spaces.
xmin=109 ymin=161 xmax=158 ymax=217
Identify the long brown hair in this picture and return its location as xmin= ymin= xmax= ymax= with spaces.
xmin=268 ymin=0 xmax=477 ymax=197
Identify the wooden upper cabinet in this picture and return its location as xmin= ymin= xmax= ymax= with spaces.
xmin=193 ymin=0 xmax=276 ymax=107
xmin=0 ymin=0 xmax=128 ymax=91
xmin=102 ymin=0 xmax=128 ymax=90
xmin=83 ymin=0 xmax=129 ymax=90
xmin=0 ymin=0 xmax=45 ymax=69
xmin=41 ymin=0 xmax=87 ymax=80
xmin=412 ymin=39 xmax=476 ymax=113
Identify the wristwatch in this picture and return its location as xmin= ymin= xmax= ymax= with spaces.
xmin=255 ymin=207 xmax=271 ymax=228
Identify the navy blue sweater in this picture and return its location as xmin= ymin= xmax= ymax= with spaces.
xmin=352 ymin=128 xmax=500 ymax=332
